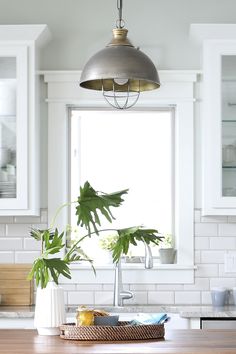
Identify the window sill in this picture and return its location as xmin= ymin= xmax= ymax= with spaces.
xmin=68 ymin=263 xmax=196 ymax=284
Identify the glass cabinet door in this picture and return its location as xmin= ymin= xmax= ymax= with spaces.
xmin=201 ymin=40 xmax=236 ymax=215
xmin=0 ymin=25 xmax=50 ymax=215
xmin=0 ymin=46 xmax=28 ymax=211
xmin=191 ymin=25 xmax=236 ymax=214
xmin=222 ymin=56 xmax=236 ymax=197
xmin=0 ymin=58 xmax=16 ymax=199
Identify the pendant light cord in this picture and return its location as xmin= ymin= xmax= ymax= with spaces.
xmin=117 ymin=0 xmax=125 ymax=28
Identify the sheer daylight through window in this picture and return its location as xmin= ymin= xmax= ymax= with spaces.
xmin=69 ymin=109 xmax=174 ymax=263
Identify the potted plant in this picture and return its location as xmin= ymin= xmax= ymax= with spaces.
xmin=98 ymin=233 xmax=119 ymax=264
xmin=159 ymin=234 xmax=176 ymax=264
xmin=27 ymin=227 xmax=93 ymax=335
xmin=28 ymin=181 xmax=162 ymax=334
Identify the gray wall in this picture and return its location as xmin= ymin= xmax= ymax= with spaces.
xmin=0 ymin=0 xmax=236 ymax=70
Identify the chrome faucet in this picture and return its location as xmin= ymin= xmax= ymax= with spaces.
xmin=113 ymin=260 xmax=133 ymax=306
xmin=143 ymin=239 xmax=153 ymax=269
xmin=113 ymin=241 xmax=154 ymax=306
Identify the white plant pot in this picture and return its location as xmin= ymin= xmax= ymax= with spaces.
xmin=159 ymin=248 xmax=176 ymax=264
xmin=34 ymin=281 xmax=65 ymax=336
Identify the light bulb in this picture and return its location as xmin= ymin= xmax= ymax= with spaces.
xmin=114 ymin=78 xmax=129 ymax=85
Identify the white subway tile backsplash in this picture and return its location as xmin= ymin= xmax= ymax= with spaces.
xmin=0 ymin=238 xmax=23 ymax=251
xmin=15 ymin=251 xmax=40 ymax=263
xmin=0 ymin=251 xmax=14 ymax=263
xmin=129 ymin=292 xmax=148 ymax=305
xmin=201 ymin=291 xmax=212 ymax=305
xmin=123 ymin=284 xmax=131 ymax=291
xmin=195 ymin=264 xmax=218 ymax=277
xmin=195 ymin=223 xmax=218 ymax=237
xmin=148 ymin=291 xmax=174 ymax=304
xmin=94 ymin=291 xmax=113 ymax=305
xmin=209 ymin=237 xmax=236 ymax=250
xmin=218 ymin=223 xmax=236 ymax=236
xmin=2 ymin=207 xmax=236 ymax=306
xmin=201 ymin=250 xmax=225 ymax=263
xmin=6 ymin=224 xmax=31 ymax=237
xmin=130 ymin=284 xmax=155 ymax=291
xmin=68 ymin=291 xmax=94 ymax=305
xmin=60 ymin=284 xmax=77 ymax=291
xmin=14 ymin=216 xmax=41 ymax=224
xmin=31 ymin=224 xmax=48 ymax=231
xmin=76 ymin=284 xmax=103 ymax=291
xmin=184 ymin=278 xmax=209 ymax=291
xmin=24 ymin=238 xmax=42 ymax=251
xmin=102 ymin=284 xmax=114 ymax=291
xmin=195 ymin=237 xmax=209 ymax=250
xmin=201 ymin=216 xmax=227 ymax=223
xmin=210 ymin=278 xmax=236 ymax=289
xmin=219 ymin=264 xmax=236 ymax=278
xmin=175 ymin=291 xmax=201 ymax=305
xmin=155 ymin=284 xmax=184 ymax=291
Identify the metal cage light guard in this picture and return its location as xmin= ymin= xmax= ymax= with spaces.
xmin=79 ymin=0 xmax=160 ymax=109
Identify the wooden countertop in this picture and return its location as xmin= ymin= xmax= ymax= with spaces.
xmin=1 ymin=329 xmax=236 ymax=354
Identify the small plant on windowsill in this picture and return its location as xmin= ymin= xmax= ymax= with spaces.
xmin=159 ymin=234 xmax=176 ymax=264
xmin=99 ymin=233 xmax=119 ymax=252
xmin=160 ymin=234 xmax=172 ymax=249
xmin=98 ymin=233 xmax=119 ymax=264
xmin=28 ymin=181 xmax=162 ymax=335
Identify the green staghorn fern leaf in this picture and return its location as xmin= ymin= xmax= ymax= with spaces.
xmin=75 ymin=181 xmax=128 ymax=235
xmin=111 ymin=227 xmax=163 ymax=264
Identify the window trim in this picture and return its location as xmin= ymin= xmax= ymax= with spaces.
xmin=42 ymin=70 xmax=197 ymax=284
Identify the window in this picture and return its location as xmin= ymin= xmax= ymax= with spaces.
xmin=45 ymin=71 xmax=195 ymax=283
xmin=69 ymin=109 xmax=174 ymax=262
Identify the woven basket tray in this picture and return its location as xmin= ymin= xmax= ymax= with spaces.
xmin=60 ymin=322 xmax=165 ymax=341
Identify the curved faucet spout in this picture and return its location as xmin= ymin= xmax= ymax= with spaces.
xmin=143 ymin=240 xmax=153 ymax=269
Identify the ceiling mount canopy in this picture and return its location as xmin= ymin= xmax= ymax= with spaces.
xmin=79 ymin=0 xmax=160 ymax=109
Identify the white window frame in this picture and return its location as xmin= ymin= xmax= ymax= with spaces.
xmin=69 ymin=108 xmax=174 ymax=260
xmin=42 ymin=70 xmax=197 ymax=284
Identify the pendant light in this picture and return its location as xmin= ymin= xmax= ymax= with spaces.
xmin=79 ymin=0 xmax=160 ymax=109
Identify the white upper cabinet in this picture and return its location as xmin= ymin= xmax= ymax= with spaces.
xmin=191 ymin=24 xmax=236 ymax=215
xmin=0 ymin=25 xmax=50 ymax=215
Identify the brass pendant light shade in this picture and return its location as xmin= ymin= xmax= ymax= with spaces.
xmin=79 ymin=2 xmax=160 ymax=109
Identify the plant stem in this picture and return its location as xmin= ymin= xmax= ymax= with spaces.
xmin=69 ymin=228 xmax=119 ymax=250
xmin=50 ymin=201 xmax=77 ymax=229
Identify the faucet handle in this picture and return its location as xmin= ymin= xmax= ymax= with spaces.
xmin=120 ymin=290 xmax=133 ymax=300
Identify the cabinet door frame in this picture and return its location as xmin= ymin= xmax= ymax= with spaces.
xmin=202 ymin=40 xmax=236 ymax=215
xmin=0 ymin=45 xmax=28 ymax=210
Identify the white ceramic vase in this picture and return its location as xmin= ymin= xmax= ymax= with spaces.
xmin=34 ymin=281 xmax=66 ymax=335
